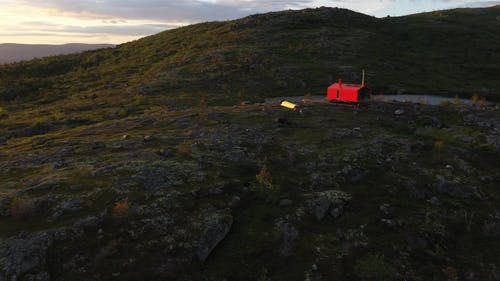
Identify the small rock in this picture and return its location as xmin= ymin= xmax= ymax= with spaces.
xmin=429 ymin=196 xmax=441 ymax=206
xmin=465 ymin=271 xmax=476 ymax=280
xmin=348 ymin=168 xmax=369 ymax=184
xmin=435 ymin=176 xmax=471 ymax=199
xmin=307 ymin=196 xmax=330 ymax=221
xmin=122 ymin=135 xmax=130 ymax=140
xmin=228 ymin=196 xmax=241 ymax=208
xmin=277 ymin=222 xmax=299 ymax=257
xmin=299 ymin=108 xmax=311 ymax=115
xmin=305 ymin=190 xmax=351 ymax=221
xmin=51 ymin=198 xmax=86 ymax=219
xmin=53 ymin=160 xmax=67 ymax=169
xmin=190 ymin=188 xmax=200 ymax=197
xmin=158 ymin=148 xmax=175 ymax=157
xmin=92 ymin=142 xmax=105 ymax=150
xmin=419 ymin=115 xmax=442 ymax=128
xmin=74 ymin=216 xmax=100 ymax=230
xmin=312 ymin=264 xmax=318 ymax=271
xmin=35 ymin=271 xmax=50 ymax=281
xmin=208 ymin=187 xmax=224 ymax=195
xmin=480 ymin=176 xmax=492 ymax=183
xmin=309 ymin=173 xmax=322 ymax=189
xmin=460 ymin=136 xmax=473 ymax=144
xmin=143 ymin=135 xmax=154 ymax=142
xmin=381 ymin=218 xmax=397 ymax=227
xmin=330 ymin=206 xmax=344 ymax=219
xmin=279 ymin=199 xmax=294 ymax=207
xmin=394 ymin=109 xmax=405 ymax=115
xmin=379 ymin=203 xmax=393 ymax=217
xmin=275 ymin=117 xmax=292 ymax=125
xmin=482 ymin=217 xmax=500 ymax=237
xmin=24 ymin=271 xmax=51 ymax=281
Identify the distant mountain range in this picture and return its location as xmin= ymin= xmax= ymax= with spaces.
xmin=0 ymin=43 xmax=114 ymax=64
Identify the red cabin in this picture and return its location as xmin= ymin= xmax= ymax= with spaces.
xmin=326 ymin=78 xmax=371 ymax=102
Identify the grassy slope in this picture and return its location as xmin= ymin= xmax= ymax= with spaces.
xmin=0 ymin=6 xmax=499 ymax=109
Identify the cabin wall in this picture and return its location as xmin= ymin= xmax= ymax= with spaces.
xmin=327 ymin=86 xmax=340 ymax=100
xmin=341 ymin=89 xmax=359 ymax=102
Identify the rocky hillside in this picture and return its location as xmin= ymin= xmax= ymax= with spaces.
xmin=0 ymin=6 xmax=500 ymax=281
xmin=0 ymin=44 xmax=114 ymax=64
xmin=1 ymin=98 xmax=500 ymax=280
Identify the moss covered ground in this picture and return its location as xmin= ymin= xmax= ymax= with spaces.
xmin=1 ymin=97 xmax=499 ymax=280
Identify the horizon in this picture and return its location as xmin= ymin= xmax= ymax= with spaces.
xmin=1 ymin=0 xmax=499 ymax=45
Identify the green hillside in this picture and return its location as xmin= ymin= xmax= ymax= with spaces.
xmin=1 ymin=6 xmax=499 ymax=107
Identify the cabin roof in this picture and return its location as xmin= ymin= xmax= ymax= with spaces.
xmin=328 ymin=83 xmax=366 ymax=90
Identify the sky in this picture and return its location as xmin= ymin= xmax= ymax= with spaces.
xmin=0 ymin=0 xmax=499 ymax=44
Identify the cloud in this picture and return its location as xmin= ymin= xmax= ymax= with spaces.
xmin=17 ymin=0 xmax=316 ymax=23
xmin=18 ymin=0 xmax=500 ymax=22
xmin=18 ymin=21 xmax=175 ymax=36
xmin=464 ymin=1 xmax=500 ymax=7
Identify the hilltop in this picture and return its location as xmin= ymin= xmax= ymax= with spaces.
xmin=0 ymin=6 xmax=499 ymax=281
xmin=0 ymin=6 xmax=499 ymax=107
xmin=0 ymin=43 xmax=114 ymax=64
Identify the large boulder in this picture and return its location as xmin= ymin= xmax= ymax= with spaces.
xmin=0 ymin=229 xmax=69 ymax=281
xmin=195 ymin=210 xmax=233 ymax=262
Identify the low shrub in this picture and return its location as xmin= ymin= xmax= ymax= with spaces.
xmin=113 ymin=200 xmax=130 ymax=216
xmin=178 ymin=140 xmax=194 ymax=156
xmin=354 ymin=254 xmax=397 ymax=281
xmin=256 ymin=163 xmax=273 ymax=189
xmin=253 ymin=162 xmax=282 ymax=203
xmin=9 ymin=197 xmax=33 ymax=219
xmin=442 ymin=266 xmax=458 ymax=281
